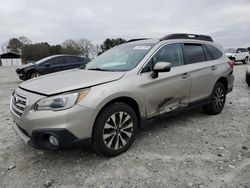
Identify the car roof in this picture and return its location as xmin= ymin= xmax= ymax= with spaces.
xmin=47 ymin=54 xmax=82 ymax=58
xmin=127 ymin=33 xmax=215 ymax=46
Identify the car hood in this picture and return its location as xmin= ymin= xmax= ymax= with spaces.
xmin=19 ymin=69 xmax=125 ymax=95
xmin=19 ymin=63 xmax=36 ymax=69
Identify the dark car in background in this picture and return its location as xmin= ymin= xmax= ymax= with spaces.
xmin=16 ymin=55 xmax=90 ymax=80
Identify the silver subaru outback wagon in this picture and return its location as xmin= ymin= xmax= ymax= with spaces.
xmin=10 ymin=34 xmax=234 ymax=157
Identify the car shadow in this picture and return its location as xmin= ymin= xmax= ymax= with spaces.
xmin=32 ymin=107 xmax=207 ymax=161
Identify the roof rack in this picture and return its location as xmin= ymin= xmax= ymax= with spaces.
xmin=126 ymin=38 xmax=151 ymax=43
xmin=160 ymin=33 xmax=213 ymax=42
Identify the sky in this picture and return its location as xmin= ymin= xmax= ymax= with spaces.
xmin=0 ymin=0 xmax=250 ymax=53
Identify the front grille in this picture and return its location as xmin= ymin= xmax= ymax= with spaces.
xmin=11 ymin=93 xmax=27 ymax=117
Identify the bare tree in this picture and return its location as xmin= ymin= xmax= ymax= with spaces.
xmin=1 ymin=42 xmax=8 ymax=53
xmin=19 ymin=36 xmax=31 ymax=45
xmin=76 ymin=38 xmax=95 ymax=58
xmin=62 ymin=39 xmax=78 ymax=50
xmin=62 ymin=38 xmax=95 ymax=58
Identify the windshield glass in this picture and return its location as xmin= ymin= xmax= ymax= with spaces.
xmin=86 ymin=43 xmax=154 ymax=71
xmin=225 ymin=48 xmax=236 ymax=53
xmin=35 ymin=56 xmax=54 ymax=64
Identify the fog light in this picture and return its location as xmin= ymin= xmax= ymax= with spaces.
xmin=49 ymin=135 xmax=59 ymax=146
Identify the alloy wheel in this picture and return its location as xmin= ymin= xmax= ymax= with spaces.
xmin=213 ymin=87 xmax=225 ymax=111
xmin=31 ymin=72 xmax=41 ymax=78
xmin=103 ymin=111 xmax=133 ymax=150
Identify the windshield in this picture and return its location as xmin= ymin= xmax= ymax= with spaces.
xmin=225 ymin=48 xmax=236 ymax=53
xmin=86 ymin=43 xmax=154 ymax=71
xmin=35 ymin=56 xmax=55 ymax=64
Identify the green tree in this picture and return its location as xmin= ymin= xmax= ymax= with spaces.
xmin=7 ymin=38 xmax=23 ymax=53
xmin=100 ymin=38 xmax=126 ymax=53
xmin=7 ymin=36 xmax=31 ymax=54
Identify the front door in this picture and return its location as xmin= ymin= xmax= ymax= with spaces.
xmin=44 ymin=57 xmax=65 ymax=73
xmin=140 ymin=43 xmax=191 ymax=118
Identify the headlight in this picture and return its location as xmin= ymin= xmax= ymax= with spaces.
xmin=34 ymin=89 xmax=90 ymax=111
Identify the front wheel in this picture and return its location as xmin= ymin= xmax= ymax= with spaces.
xmin=30 ymin=72 xmax=42 ymax=79
xmin=203 ymin=82 xmax=226 ymax=115
xmin=92 ymin=102 xmax=138 ymax=157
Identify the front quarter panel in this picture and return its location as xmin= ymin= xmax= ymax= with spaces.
xmin=77 ymin=73 xmax=145 ymax=120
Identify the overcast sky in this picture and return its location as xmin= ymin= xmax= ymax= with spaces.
xmin=0 ymin=0 xmax=250 ymax=53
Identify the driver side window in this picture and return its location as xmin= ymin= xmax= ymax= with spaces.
xmin=142 ymin=43 xmax=184 ymax=72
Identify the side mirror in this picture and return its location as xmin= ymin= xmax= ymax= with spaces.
xmin=237 ymin=51 xmax=241 ymax=53
xmin=151 ymin=62 xmax=171 ymax=78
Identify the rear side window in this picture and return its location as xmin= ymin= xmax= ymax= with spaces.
xmin=202 ymin=45 xmax=213 ymax=61
xmin=184 ymin=44 xmax=206 ymax=64
xmin=65 ymin=56 xmax=81 ymax=63
xmin=237 ymin=48 xmax=248 ymax=52
xmin=206 ymin=45 xmax=223 ymax=59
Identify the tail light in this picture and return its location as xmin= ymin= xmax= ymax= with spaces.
xmin=228 ymin=60 xmax=235 ymax=68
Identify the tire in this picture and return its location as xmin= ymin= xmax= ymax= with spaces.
xmin=92 ymin=102 xmax=138 ymax=157
xmin=246 ymin=71 xmax=250 ymax=87
xmin=30 ymin=72 xmax=41 ymax=79
xmin=203 ymin=82 xmax=226 ymax=115
xmin=243 ymin=57 xmax=248 ymax=64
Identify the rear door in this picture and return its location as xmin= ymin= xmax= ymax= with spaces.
xmin=182 ymin=43 xmax=215 ymax=103
xmin=64 ymin=56 xmax=85 ymax=70
xmin=140 ymin=43 xmax=191 ymax=118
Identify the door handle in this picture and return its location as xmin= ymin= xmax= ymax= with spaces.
xmin=211 ymin=65 xmax=217 ymax=71
xmin=181 ymin=73 xmax=189 ymax=79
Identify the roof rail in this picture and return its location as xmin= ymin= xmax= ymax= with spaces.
xmin=160 ymin=33 xmax=213 ymax=42
xmin=126 ymin=38 xmax=151 ymax=43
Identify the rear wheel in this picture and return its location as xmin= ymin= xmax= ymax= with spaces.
xmin=203 ymin=82 xmax=226 ymax=115
xmin=92 ymin=102 xmax=138 ymax=157
xmin=30 ymin=72 xmax=41 ymax=79
xmin=243 ymin=57 xmax=248 ymax=64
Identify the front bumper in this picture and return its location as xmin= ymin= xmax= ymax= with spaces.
xmin=12 ymin=122 xmax=91 ymax=149
xmin=18 ymin=74 xmax=28 ymax=81
xmin=10 ymin=88 xmax=97 ymax=150
xmin=227 ymin=56 xmax=235 ymax=61
xmin=16 ymin=69 xmax=27 ymax=80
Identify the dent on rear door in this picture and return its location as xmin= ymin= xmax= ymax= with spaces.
xmin=140 ymin=67 xmax=191 ymax=119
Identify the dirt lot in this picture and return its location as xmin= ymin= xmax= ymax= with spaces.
xmin=0 ymin=64 xmax=250 ymax=188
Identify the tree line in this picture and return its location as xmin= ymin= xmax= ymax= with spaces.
xmin=4 ymin=36 xmax=127 ymax=63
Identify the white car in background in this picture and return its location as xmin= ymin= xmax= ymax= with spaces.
xmin=225 ymin=48 xmax=249 ymax=64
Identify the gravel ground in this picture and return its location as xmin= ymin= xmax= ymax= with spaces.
xmin=0 ymin=64 xmax=250 ymax=188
